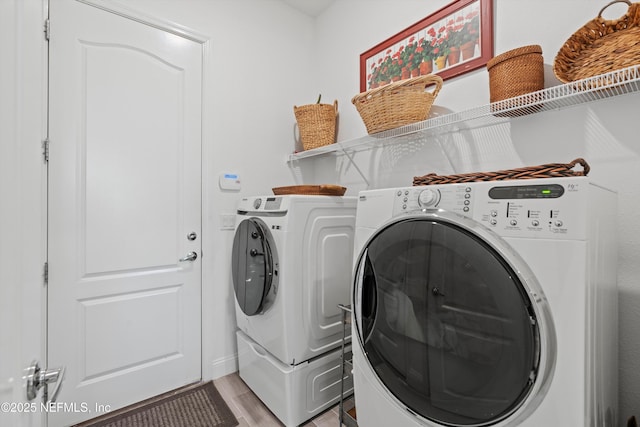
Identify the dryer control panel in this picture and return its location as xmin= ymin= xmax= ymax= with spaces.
xmin=391 ymin=177 xmax=610 ymax=240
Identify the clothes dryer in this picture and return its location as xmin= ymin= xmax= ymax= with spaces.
xmin=232 ymin=194 xmax=357 ymax=426
xmin=351 ymin=177 xmax=618 ymax=427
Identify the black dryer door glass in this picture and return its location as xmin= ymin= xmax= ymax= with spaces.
xmin=356 ymin=218 xmax=539 ymax=426
xmin=232 ymin=218 xmax=275 ymax=316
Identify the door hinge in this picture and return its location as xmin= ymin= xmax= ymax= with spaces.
xmin=43 ymin=262 xmax=48 ymax=285
xmin=44 ymin=19 xmax=50 ymax=41
xmin=42 ymin=138 xmax=49 ymax=163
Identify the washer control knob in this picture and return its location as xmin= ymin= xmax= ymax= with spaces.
xmin=418 ymin=189 xmax=438 ymax=207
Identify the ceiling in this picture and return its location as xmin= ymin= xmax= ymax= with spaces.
xmin=281 ymin=0 xmax=336 ymax=16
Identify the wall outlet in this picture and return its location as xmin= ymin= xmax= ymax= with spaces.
xmin=220 ymin=214 xmax=236 ymax=230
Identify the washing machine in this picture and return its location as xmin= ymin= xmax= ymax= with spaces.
xmin=231 ymin=194 xmax=356 ymax=426
xmin=351 ymin=177 xmax=618 ymax=427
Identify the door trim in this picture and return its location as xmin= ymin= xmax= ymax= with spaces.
xmin=77 ymin=0 xmax=208 ymax=42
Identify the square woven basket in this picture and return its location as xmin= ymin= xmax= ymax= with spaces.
xmin=351 ymin=75 xmax=442 ymax=134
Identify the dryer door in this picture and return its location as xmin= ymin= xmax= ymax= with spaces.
xmin=232 ymin=217 xmax=278 ymax=316
xmin=354 ymin=213 xmax=554 ymax=426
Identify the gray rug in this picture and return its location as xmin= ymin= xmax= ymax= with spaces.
xmin=75 ymin=381 xmax=238 ymax=427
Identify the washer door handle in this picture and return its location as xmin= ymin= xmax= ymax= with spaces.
xmin=250 ymin=248 xmax=264 ymax=257
xmin=432 ymin=287 xmax=445 ymax=297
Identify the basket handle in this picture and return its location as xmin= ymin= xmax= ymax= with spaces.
xmin=293 ymin=100 xmax=339 ymax=113
xmin=424 ymin=75 xmax=443 ymax=99
xmin=569 ymin=157 xmax=590 ymax=175
xmin=380 ymin=75 xmax=443 ymax=96
xmin=598 ymin=0 xmax=632 ymax=18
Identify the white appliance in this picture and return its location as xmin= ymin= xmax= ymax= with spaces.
xmin=351 ymin=177 xmax=618 ymax=427
xmin=232 ymin=194 xmax=357 ymax=426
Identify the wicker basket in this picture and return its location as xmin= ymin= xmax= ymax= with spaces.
xmin=487 ymin=45 xmax=544 ymax=116
xmin=272 ymin=185 xmax=346 ymax=196
xmin=294 ymin=100 xmax=338 ymax=151
xmin=554 ymin=0 xmax=640 ymax=83
xmin=351 ymin=75 xmax=443 ymax=134
xmin=413 ymin=158 xmax=590 ymax=186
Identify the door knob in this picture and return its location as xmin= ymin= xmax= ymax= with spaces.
xmin=179 ymin=251 xmax=198 ymax=262
xmin=26 ymin=360 xmax=65 ymax=402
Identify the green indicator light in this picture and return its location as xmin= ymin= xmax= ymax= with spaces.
xmin=542 ymin=189 xmax=551 ymax=194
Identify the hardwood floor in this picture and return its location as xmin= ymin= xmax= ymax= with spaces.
xmin=213 ymin=372 xmax=344 ymax=427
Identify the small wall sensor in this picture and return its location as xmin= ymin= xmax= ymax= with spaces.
xmin=219 ymin=172 xmax=241 ymax=191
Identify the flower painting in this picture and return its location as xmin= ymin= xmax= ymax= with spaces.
xmin=360 ymin=0 xmax=492 ymax=92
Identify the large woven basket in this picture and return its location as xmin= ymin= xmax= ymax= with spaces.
xmin=413 ymin=158 xmax=590 ymax=185
xmin=351 ymin=75 xmax=443 ymax=134
xmin=294 ymin=100 xmax=338 ymax=151
xmin=486 ymin=45 xmax=544 ymax=116
xmin=554 ymin=0 xmax=640 ymax=83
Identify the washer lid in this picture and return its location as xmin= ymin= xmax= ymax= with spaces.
xmin=354 ymin=212 xmax=555 ymax=426
xmin=232 ymin=218 xmax=278 ymax=316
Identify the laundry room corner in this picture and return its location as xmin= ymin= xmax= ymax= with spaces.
xmin=309 ymin=0 xmax=640 ymax=422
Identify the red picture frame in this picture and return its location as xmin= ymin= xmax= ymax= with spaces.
xmin=359 ymin=0 xmax=493 ymax=92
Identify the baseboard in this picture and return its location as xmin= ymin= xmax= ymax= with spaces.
xmin=205 ymin=353 xmax=238 ymax=381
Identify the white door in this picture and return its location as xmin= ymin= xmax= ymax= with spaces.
xmin=48 ymin=1 xmax=203 ymax=425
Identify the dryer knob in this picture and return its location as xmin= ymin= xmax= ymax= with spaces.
xmin=418 ymin=189 xmax=438 ymax=207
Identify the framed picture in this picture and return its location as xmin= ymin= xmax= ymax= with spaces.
xmin=359 ymin=0 xmax=493 ymax=92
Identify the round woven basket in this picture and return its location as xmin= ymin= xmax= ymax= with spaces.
xmin=351 ymin=75 xmax=443 ymax=134
xmin=294 ymin=100 xmax=338 ymax=151
xmin=487 ymin=45 xmax=544 ymax=104
xmin=554 ymin=0 xmax=640 ymax=83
